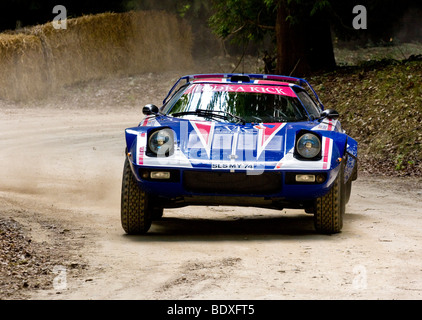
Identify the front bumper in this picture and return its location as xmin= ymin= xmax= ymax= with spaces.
xmin=129 ymin=160 xmax=340 ymax=209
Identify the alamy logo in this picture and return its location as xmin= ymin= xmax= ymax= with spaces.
xmin=353 ymin=5 xmax=367 ymax=30
xmin=53 ymin=265 xmax=67 ymax=290
xmin=52 ymin=5 xmax=67 ymax=30
xmin=352 ymin=265 xmax=368 ymax=290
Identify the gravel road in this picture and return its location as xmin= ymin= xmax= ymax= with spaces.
xmin=1 ymin=71 xmax=421 ymax=300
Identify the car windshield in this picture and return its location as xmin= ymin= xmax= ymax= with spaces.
xmin=164 ymin=83 xmax=309 ymax=123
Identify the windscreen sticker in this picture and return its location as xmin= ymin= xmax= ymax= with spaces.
xmin=184 ymin=84 xmax=296 ymax=97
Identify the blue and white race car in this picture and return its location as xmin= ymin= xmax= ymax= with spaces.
xmin=121 ymin=73 xmax=358 ymax=234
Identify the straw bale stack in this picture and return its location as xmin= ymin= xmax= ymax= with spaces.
xmin=0 ymin=11 xmax=193 ymax=101
xmin=0 ymin=34 xmax=46 ymax=100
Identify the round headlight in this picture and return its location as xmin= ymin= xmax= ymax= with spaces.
xmin=148 ymin=129 xmax=174 ymax=156
xmin=296 ymin=133 xmax=321 ymax=159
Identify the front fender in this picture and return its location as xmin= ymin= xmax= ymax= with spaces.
xmin=345 ymin=136 xmax=358 ymax=182
xmin=312 ymin=130 xmax=357 ymax=184
xmin=317 ymin=130 xmax=358 ymax=183
xmin=125 ymin=127 xmax=149 ymax=166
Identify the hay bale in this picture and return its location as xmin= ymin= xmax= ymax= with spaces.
xmin=0 ymin=10 xmax=193 ymax=101
xmin=0 ymin=34 xmax=47 ymax=100
xmin=35 ymin=12 xmax=133 ymax=86
xmin=36 ymin=10 xmax=193 ymax=86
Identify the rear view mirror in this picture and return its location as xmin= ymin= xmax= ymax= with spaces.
xmin=143 ymin=104 xmax=159 ymax=115
xmin=319 ymin=109 xmax=339 ymax=120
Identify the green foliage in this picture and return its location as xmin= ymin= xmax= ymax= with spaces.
xmin=209 ymin=0 xmax=422 ymax=59
xmin=311 ymin=55 xmax=422 ymax=176
xmin=208 ymin=0 xmax=334 ymax=43
xmin=395 ymin=154 xmax=404 ymax=171
xmin=208 ymin=0 xmax=276 ymax=45
xmin=310 ymin=0 xmax=331 ymax=16
xmin=176 ymin=0 xmax=212 ymax=19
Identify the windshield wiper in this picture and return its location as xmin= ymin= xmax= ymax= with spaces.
xmin=172 ymin=109 xmax=246 ymax=125
xmin=202 ymin=110 xmax=247 ymax=125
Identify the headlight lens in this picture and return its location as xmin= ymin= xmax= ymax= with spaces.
xmin=296 ymin=133 xmax=321 ymax=159
xmin=148 ymin=129 xmax=174 ymax=156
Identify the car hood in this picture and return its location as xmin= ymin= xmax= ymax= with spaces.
xmin=148 ymin=116 xmax=320 ymax=163
xmin=125 ymin=115 xmax=348 ymax=171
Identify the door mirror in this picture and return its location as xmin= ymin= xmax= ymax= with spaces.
xmin=319 ymin=109 xmax=339 ymax=120
xmin=142 ymin=104 xmax=159 ymax=115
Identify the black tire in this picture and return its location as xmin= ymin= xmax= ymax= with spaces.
xmin=344 ymin=179 xmax=352 ymax=205
xmin=304 ymin=207 xmax=314 ymax=214
xmin=151 ymin=207 xmax=164 ymax=221
xmin=313 ymin=165 xmax=346 ymax=234
xmin=344 ymin=160 xmax=357 ymax=204
xmin=121 ymin=158 xmax=152 ymax=234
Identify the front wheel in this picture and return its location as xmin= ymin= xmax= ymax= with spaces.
xmin=313 ymin=167 xmax=345 ymax=234
xmin=121 ymin=158 xmax=152 ymax=234
xmin=344 ymin=179 xmax=352 ymax=205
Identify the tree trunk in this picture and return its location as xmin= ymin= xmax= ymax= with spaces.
xmin=275 ymin=0 xmax=336 ymax=76
xmin=307 ymin=16 xmax=336 ymax=72
xmin=275 ymin=2 xmax=310 ymax=76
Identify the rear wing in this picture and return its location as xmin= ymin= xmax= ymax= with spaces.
xmin=162 ymin=73 xmax=325 ymax=109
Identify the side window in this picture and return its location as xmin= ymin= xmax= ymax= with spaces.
xmin=161 ymin=85 xmax=189 ymax=114
xmin=295 ymin=90 xmax=321 ymax=119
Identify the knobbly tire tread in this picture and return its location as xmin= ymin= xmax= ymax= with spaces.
xmin=121 ymin=158 xmax=152 ymax=234
xmin=314 ymin=165 xmax=345 ymax=234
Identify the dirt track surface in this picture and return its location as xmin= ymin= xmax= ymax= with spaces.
xmin=1 ymin=72 xmax=422 ymax=300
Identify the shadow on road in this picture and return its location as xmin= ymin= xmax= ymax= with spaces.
xmin=122 ymin=214 xmax=343 ymax=241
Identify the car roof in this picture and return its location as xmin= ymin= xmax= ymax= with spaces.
xmin=192 ymin=78 xmax=294 ymax=87
xmin=163 ymin=73 xmax=325 ymax=109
